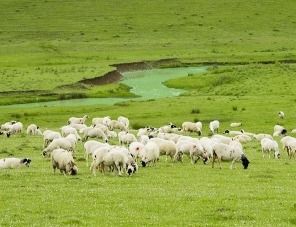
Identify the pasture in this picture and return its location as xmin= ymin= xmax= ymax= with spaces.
xmin=1 ymin=0 xmax=296 ymax=226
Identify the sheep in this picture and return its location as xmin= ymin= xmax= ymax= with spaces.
xmin=26 ymin=124 xmax=42 ymax=136
xmin=212 ymin=142 xmax=249 ymax=169
xmin=81 ymin=127 xmax=108 ymax=143
xmin=0 ymin=158 xmax=31 ymax=169
xmin=230 ymin=122 xmax=242 ymax=128
xmin=118 ymin=131 xmax=137 ymax=146
xmin=224 ymin=129 xmax=243 ymax=136
xmin=69 ymin=123 xmax=88 ymax=132
xmin=211 ymin=134 xmax=232 ymax=145
xmin=141 ymin=141 xmax=160 ymax=167
xmin=60 ymin=125 xmax=81 ymax=140
xmin=182 ymin=121 xmax=202 ymax=135
xmin=84 ymin=140 xmax=110 ymax=166
xmin=68 ymin=115 xmax=88 ymax=125
xmin=137 ymin=127 xmax=151 ymax=137
xmin=118 ymin=116 xmax=130 ymax=129
xmin=129 ymin=142 xmax=145 ymax=161
xmin=200 ymin=137 xmax=214 ymax=159
xmin=9 ymin=122 xmax=23 ymax=134
xmin=260 ymin=138 xmax=280 ymax=159
xmin=51 ymin=149 xmax=78 ymax=175
xmin=278 ymin=111 xmax=285 ymax=119
xmin=90 ymin=146 xmax=112 ymax=175
xmin=209 ymin=120 xmax=220 ymax=134
xmin=42 ymin=138 xmax=73 ymax=157
xmin=0 ymin=121 xmax=16 ymax=131
xmin=0 ymin=131 xmax=10 ymax=138
xmin=232 ymin=134 xmax=252 ymax=143
xmin=93 ymin=123 xmax=109 ymax=134
xmin=291 ymin=129 xmax=296 ymax=134
xmin=175 ymin=140 xmax=208 ymax=164
xmin=106 ymin=130 xmax=117 ymax=139
xmin=280 ymin=136 xmax=296 ymax=156
xmin=139 ymin=135 xmax=150 ymax=145
xmin=150 ymin=138 xmax=177 ymax=160
xmin=253 ymin=133 xmax=273 ymax=141
xmin=285 ymin=140 xmax=296 ymax=159
xmin=273 ymin=125 xmax=287 ymax=137
xmin=159 ymin=123 xmax=181 ymax=134
xmin=110 ymin=120 xmax=127 ymax=131
xmin=157 ymin=133 xmax=181 ymax=143
xmin=43 ymin=130 xmax=61 ymax=148
xmin=92 ymin=116 xmax=112 ymax=128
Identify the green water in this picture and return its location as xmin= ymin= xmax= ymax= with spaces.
xmin=2 ymin=67 xmax=206 ymax=108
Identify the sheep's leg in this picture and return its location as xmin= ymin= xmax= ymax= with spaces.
xmin=212 ymin=156 xmax=215 ymax=168
xmin=230 ymin=159 xmax=235 ymax=169
xmin=262 ymin=148 xmax=264 ymax=158
xmin=218 ymin=158 xmax=222 ymax=169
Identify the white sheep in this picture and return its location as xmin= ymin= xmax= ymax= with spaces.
xmin=26 ymin=124 xmax=42 ymax=136
xmin=260 ymin=138 xmax=280 ymax=159
xmin=43 ymin=138 xmax=73 ymax=156
xmin=9 ymin=122 xmax=23 ymax=134
xmin=110 ymin=120 xmax=127 ymax=131
xmin=150 ymin=138 xmax=177 ymax=160
xmin=51 ymin=149 xmax=78 ymax=175
xmin=278 ymin=111 xmax=285 ymax=119
xmin=232 ymin=134 xmax=252 ymax=143
xmin=43 ymin=130 xmax=61 ymax=148
xmin=68 ymin=115 xmax=88 ymax=125
xmin=0 ymin=121 xmax=17 ymax=131
xmin=129 ymin=142 xmax=145 ymax=161
xmin=175 ymin=140 xmax=208 ymax=164
xmin=81 ymin=127 xmax=108 ymax=143
xmin=230 ymin=122 xmax=242 ymax=127
xmin=157 ymin=133 xmax=181 ymax=143
xmin=280 ymin=136 xmax=296 ymax=157
xmin=139 ymin=135 xmax=149 ymax=145
xmin=285 ymin=139 xmax=296 ymax=159
xmin=60 ymin=125 xmax=81 ymax=140
xmin=92 ymin=116 xmax=112 ymax=128
xmin=69 ymin=123 xmax=88 ymax=131
xmin=118 ymin=116 xmax=129 ymax=129
xmin=118 ymin=131 xmax=137 ymax=146
xmin=212 ymin=142 xmax=250 ymax=169
xmin=253 ymin=133 xmax=273 ymax=141
xmin=273 ymin=125 xmax=287 ymax=137
xmin=211 ymin=134 xmax=232 ymax=145
xmin=199 ymin=137 xmax=214 ymax=159
xmin=209 ymin=120 xmax=220 ymax=134
xmin=0 ymin=158 xmax=31 ymax=169
xmin=223 ymin=129 xmax=243 ymax=136
xmin=106 ymin=130 xmax=117 ymax=139
xmin=84 ymin=140 xmax=110 ymax=166
xmin=182 ymin=121 xmax=202 ymax=135
xmin=141 ymin=141 xmax=160 ymax=167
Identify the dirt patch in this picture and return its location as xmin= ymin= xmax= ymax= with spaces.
xmin=79 ymin=70 xmax=122 ymax=86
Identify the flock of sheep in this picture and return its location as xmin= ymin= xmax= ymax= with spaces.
xmin=0 ymin=110 xmax=295 ymax=176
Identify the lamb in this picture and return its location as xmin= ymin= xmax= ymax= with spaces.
xmin=118 ymin=116 xmax=130 ymax=129
xmin=273 ymin=125 xmax=287 ymax=137
xmin=182 ymin=121 xmax=202 ymax=135
xmin=51 ymin=149 xmax=78 ymax=175
xmin=81 ymin=127 xmax=108 ymax=143
xmin=129 ymin=142 xmax=145 ymax=161
xmin=26 ymin=124 xmax=42 ymax=136
xmin=141 ymin=141 xmax=160 ymax=167
xmin=175 ymin=140 xmax=208 ymax=164
xmin=278 ymin=111 xmax=285 ymax=119
xmin=150 ymin=138 xmax=177 ymax=160
xmin=42 ymin=138 xmax=73 ymax=157
xmin=212 ymin=142 xmax=249 ymax=169
xmin=68 ymin=115 xmax=88 ymax=125
xmin=260 ymin=138 xmax=280 ymax=159
xmin=209 ymin=120 xmax=220 ymax=135
xmin=230 ymin=122 xmax=242 ymax=127
xmin=118 ymin=131 xmax=137 ymax=146
xmin=0 ymin=158 xmax=31 ymax=169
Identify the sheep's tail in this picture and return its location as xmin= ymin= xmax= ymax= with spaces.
xmin=241 ymin=154 xmax=250 ymax=169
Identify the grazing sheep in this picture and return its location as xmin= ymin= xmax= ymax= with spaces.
xmin=51 ymin=149 xmax=78 ymax=175
xmin=273 ymin=125 xmax=287 ymax=137
xmin=260 ymin=138 xmax=280 ymax=159
xmin=230 ymin=122 xmax=242 ymax=127
xmin=150 ymin=138 xmax=177 ymax=160
xmin=141 ymin=141 xmax=160 ymax=167
xmin=0 ymin=158 xmax=31 ymax=169
xmin=232 ymin=134 xmax=252 ymax=143
xmin=84 ymin=140 xmax=109 ymax=166
xmin=199 ymin=137 xmax=214 ymax=159
xmin=1 ymin=121 xmax=17 ymax=131
xmin=212 ymin=142 xmax=249 ymax=169
xmin=118 ymin=116 xmax=130 ymax=129
xmin=118 ymin=131 xmax=137 ymax=146
xmin=106 ymin=130 xmax=117 ymax=139
xmin=285 ymin=139 xmax=296 ymax=159
xmin=43 ymin=130 xmax=61 ymax=148
xmin=129 ymin=142 xmax=145 ymax=161
xmin=43 ymin=138 xmax=73 ymax=157
xmin=158 ymin=133 xmax=181 ymax=143
xmin=26 ymin=124 xmax=42 ymax=136
xmin=278 ymin=111 xmax=285 ymax=119
xmin=224 ymin=129 xmax=243 ymax=136
xmin=211 ymin=134 xmax=232 ymax=145
xmin=93 ymin=123 xmax=109 ymax=134
xmin=90 ymin=146 xmax=112 ymax=175
xmin=139 ymin=135 xmax=150 ymax=145
xmin=60 ymin=125 xmax=81 ymax=140
xmin=253 ymin=133 xmax=273 ymax=141
xmin=209 ymin=120 xmax=220 ymax=135
xmin=69 ymin=123 xmax=88 ymax=131
xmin=0 ymin=131 xmax=10 ymax=138
xmin=182 ymin=121 xmax=202 ymax=135
xmin=110 ymin=120 xmax=127 ymax=131
xmin=92 ymin=116 xmax=112 ymax=128
xmin=175 ymin=140 xmax=208 ymax=164
xmin=68 ymin=115 xmax=88 ymax=125
xmin=280 ymin=136 xmax=296 ymax=156
xmin=9 ymin=122 xmax=23 ymax=134
xmin=81 ymin=127 xmax=108 ymax=143
xmin=159 ymin=123 xmax=181 ymax=134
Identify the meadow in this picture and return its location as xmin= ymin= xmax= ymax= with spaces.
xmin=1 ymin=0 xmax=296 ymax=226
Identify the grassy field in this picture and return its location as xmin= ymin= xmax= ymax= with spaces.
xmin=1 ymin=0 xmax=296 ymax=226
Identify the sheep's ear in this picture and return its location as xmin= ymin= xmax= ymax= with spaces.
xmin=136 ymin=147 xmax=139 ymax=151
